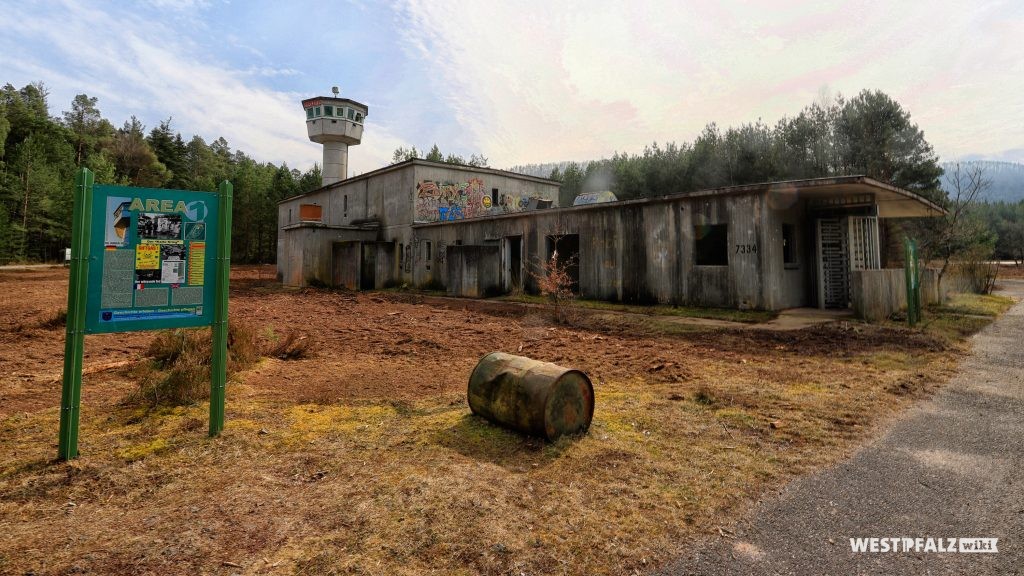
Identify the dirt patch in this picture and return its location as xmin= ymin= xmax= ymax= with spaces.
xmin=0 ymin=265 xmax=987 ymax=575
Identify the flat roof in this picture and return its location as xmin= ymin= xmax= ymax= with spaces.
xmin=412 ymin=175 xmax=946 ymax=228
xmin=301 ymin=96 xmax=368 ymax=109
xmin=279 ymin=159 xmax=560 ymax=205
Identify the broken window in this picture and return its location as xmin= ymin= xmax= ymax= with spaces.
xmin=695 ymin=224 xmax=728 ymax=266
xmin=783 ymin=223 xmax=797 ymax=267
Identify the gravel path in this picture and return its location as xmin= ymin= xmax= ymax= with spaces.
xmin=661 ymin=280 xmax=1024 ymax=575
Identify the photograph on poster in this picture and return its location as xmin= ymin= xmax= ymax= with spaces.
xmin=104 ymin=196 xmax=132 ymax=247
xmin=137 ymin=213 xmax=182 ymax=240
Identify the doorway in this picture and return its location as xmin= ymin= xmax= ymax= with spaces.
xmin=360 ymin=243 xmax=376 ymax=290
xmin=546 ymin=233 xmax=580 ymax=292
xmin=505 ymin=235 xmax=523 ymax=291
xmin=816 ymin=218 xmax=849 ymax=308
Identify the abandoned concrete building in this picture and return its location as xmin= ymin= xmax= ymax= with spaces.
xmin=278 ymin=93 xmax=945 ymax=311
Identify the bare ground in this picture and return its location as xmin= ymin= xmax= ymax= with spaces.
xmin=0 ymin=265 xmax=1006 ymax=575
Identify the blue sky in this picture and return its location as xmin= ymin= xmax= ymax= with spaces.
xmin=1 ymin=0 xmax=1022 ymax=175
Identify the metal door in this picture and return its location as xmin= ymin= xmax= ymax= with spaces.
xmin=817 ymin=218 xmax=849 ymax=308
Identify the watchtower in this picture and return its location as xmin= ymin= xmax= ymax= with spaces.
xmin=301 ymin=88 xmax=368 ymax=186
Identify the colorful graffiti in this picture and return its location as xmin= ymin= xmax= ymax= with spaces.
xmin=414 ymin=178 xmax=552 ymax=222
xmin=415 ymin=178 xmax=485 ymax=222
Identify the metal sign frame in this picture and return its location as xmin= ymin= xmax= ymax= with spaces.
xmin=58 ymin=167 xmax=233 ymax=460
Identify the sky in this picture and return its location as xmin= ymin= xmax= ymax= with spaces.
xmin=1 ymin=0 xmax=1022 ymax=175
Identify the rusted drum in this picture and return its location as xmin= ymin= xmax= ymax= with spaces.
xmin=468 ymin=352 xmax=594 ymax=440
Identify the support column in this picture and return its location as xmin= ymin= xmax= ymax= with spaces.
xmin=322 ymin=141 xmax=349 ymax=185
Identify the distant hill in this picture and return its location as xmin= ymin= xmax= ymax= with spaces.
xmin=940 ymin=160 xmax=1024 ymax=203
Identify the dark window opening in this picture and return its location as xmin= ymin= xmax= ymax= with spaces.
xmin=425 ymin=241 xmax=432 ymax=271
xmin=454 ymin=239 xmax=463 ymax=246
xmin=324 ymin=105 xmax=333 ymax=116
xmin=508 ymin=236 xmax=523 ymax=290
xmin=545 ymin=234 xmax=580 ymax=292
xmin=347 ymin=108 xmax=355 ymax=120
xmin=305 ymin=108 xmax=314 ymax=119
xmin=343 ymin=194 xmax=348 ymax=215
xmin=491 ymin=188 xmax=499 ymax=206
xmin=783 ymin=223 xmax=798 ymax=267
xmin=695 ymin=224 xmax=728 ymax=266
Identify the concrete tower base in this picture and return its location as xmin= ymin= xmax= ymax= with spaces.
xmin=322 ymin=141 xmax=349 ymax=185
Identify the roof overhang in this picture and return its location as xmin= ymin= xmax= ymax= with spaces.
xmin=763 ymin=176 xmax=946 ymax=218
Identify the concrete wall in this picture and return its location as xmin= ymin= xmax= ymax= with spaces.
xmin=278 ymin=162 xmax=558 ymax=287
xmin=407 ymin=190 xmax=805 ymax=310
xmin=331 ymin=241 xmax=397 ymax=290
xmin=446 ymin=245 xmax=501 ymax=298
xmin=852 ymin=268 xmax=970 ymax=321
xmin=851 ymin=269 xmax=907 ymax=321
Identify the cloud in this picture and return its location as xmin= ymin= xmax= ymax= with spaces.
xmin=396 ymin=0 xmax=1024 ymax=166
xmin=245 ymin=66 xmax=302 ymax=78
xmin=0 ymin=0 xmax=400 ymax=173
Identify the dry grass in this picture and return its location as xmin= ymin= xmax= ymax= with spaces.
xmin=0 ymin=267 xmax=1014 ymax=576
xmin=37 ymin=308 xmax=67 ymax=330
xmin=125 ymin=322 xmax=262 ymax=407
xmin=0 ymin=338 xmax=969 ymax=575
xmin=267 ymin=329 xmax=317 ymax=360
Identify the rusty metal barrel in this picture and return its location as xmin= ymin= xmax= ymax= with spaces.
xmin=468 ymin=352 xmax=594 ymax=441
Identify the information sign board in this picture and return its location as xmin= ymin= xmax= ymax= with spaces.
xmin=84 ymin=186 xmax=220 ymax=333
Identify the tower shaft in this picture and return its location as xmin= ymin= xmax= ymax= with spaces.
xmin=322 ymin=141 xmax=349 ymax=185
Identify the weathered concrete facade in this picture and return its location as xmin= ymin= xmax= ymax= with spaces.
xmin=277 ymin=159 xmax=560 ymax=287
xmin=279 ymin=173 xmax=944 ymax=311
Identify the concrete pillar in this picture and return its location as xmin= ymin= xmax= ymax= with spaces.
xmin=322 ymin=141 xmax=349 ymax=185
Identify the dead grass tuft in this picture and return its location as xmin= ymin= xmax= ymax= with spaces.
xmin=126 ymin=321 xmax=262 ymax=406
xmin=267 ymin=329 xmax=316 ymax=360
xmin=38 ymin=308 xmax=67 ymax=329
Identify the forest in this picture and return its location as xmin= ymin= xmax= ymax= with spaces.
xmin=508 ymin=90 xmax=1024 ymax=263
xmin=2 ymin=82 xmax=1022 ymax=264
xmin=0 ymin=82 xmax=321 ymax=264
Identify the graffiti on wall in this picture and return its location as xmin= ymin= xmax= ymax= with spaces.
xmin=414 ymin=178 xmax=544 ymax=222
xmin=415 ymin=178 xmax=485 ymax=222
xmin=437 ymin=241 xmax=447 ymax=265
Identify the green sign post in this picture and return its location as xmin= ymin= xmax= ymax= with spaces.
xmin=58 ymin=167 xmax=232 ymax=460
xmin=904 ymin=237 xmax=921 ymax=327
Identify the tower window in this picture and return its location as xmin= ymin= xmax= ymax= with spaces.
xmin=324 ymin=105 xmax=333 ymax=116
xmin=355 ymin=113 xmax=362 ymax=123
xmin=347 ymin=108 xmax=354 ymax=120
xmin=306 ymin=108 xmax=314 ymax=119
xmin=314 ymin=106 xmax=321 ymax=117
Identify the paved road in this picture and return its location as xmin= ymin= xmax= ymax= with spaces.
xmin=661 ymin=280 xmax=1024 ymax=576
